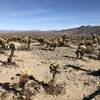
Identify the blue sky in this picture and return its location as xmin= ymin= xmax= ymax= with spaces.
xmin=0 ymin=0 xmax=100 ymax=30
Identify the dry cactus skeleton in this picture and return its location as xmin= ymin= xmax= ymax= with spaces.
xmin=10 ymin=70 xmax=41 ymax=100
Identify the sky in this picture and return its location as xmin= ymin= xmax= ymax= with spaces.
xmin=0 ymin=0 xmax=100 ymax=30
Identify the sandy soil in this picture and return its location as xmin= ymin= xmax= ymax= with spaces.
xmin=0 ymin=42 xmax=100 ymax=100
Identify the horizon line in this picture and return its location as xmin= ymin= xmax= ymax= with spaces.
xmin=0 ymin=24 xmax=100 ymax=32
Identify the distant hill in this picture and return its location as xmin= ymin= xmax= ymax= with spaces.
xmin=60 ymin=25 xmax=100 ymax=35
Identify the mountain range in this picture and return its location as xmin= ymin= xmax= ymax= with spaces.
xmin=0 ymin=25 xmax=100 ymax=35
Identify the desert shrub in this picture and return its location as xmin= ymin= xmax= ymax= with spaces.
xmin=42 ymin=81 xmax=66 ymax=96
xmin=85 ymin=44 xmax=96 ymax=54
xmin=97 ymin=50 xmax=100 ymax=59
xmin=10 ymin=72 xmax=41 ymax=100
xmin=17 ymin=44 xmax=32 ymax=51
xmin=0 ymin=89 xmax=9 ymax=100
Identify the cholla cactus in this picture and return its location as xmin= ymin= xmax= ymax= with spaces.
xmin=50 ymin=63 xmax=61 ymax=74
xmin=62 ymin=34 xmax=67 ymax=41
xmin=49 ymin=63 xmax=62 ymax=83
xmin=42 ymin=63 xmax=66 ymax=96
xmin=9 ymin=43 xmax=15 ymax=51
xmin=97 ymin=50 xmax=100 ymax=60
xmin=57 ymin=37 xmax=64 ymax=46
xmin=7 ymin=43 xmax=15 ymax=64
xmin=27 ymin=37 xmax=31 ymax=48
xmin=0 ymin=43 xmax=16 ymax=65
xmin=0 ymin=38 xmax=6 ymax=53
xmin=44 ymin=38 xmax=59 ymax=51
xmin=0 ymin=53 xmax=15 ymax=65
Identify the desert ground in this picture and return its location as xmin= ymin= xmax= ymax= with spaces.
xmin=0 ymin=38 xmax=100 ymax=100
